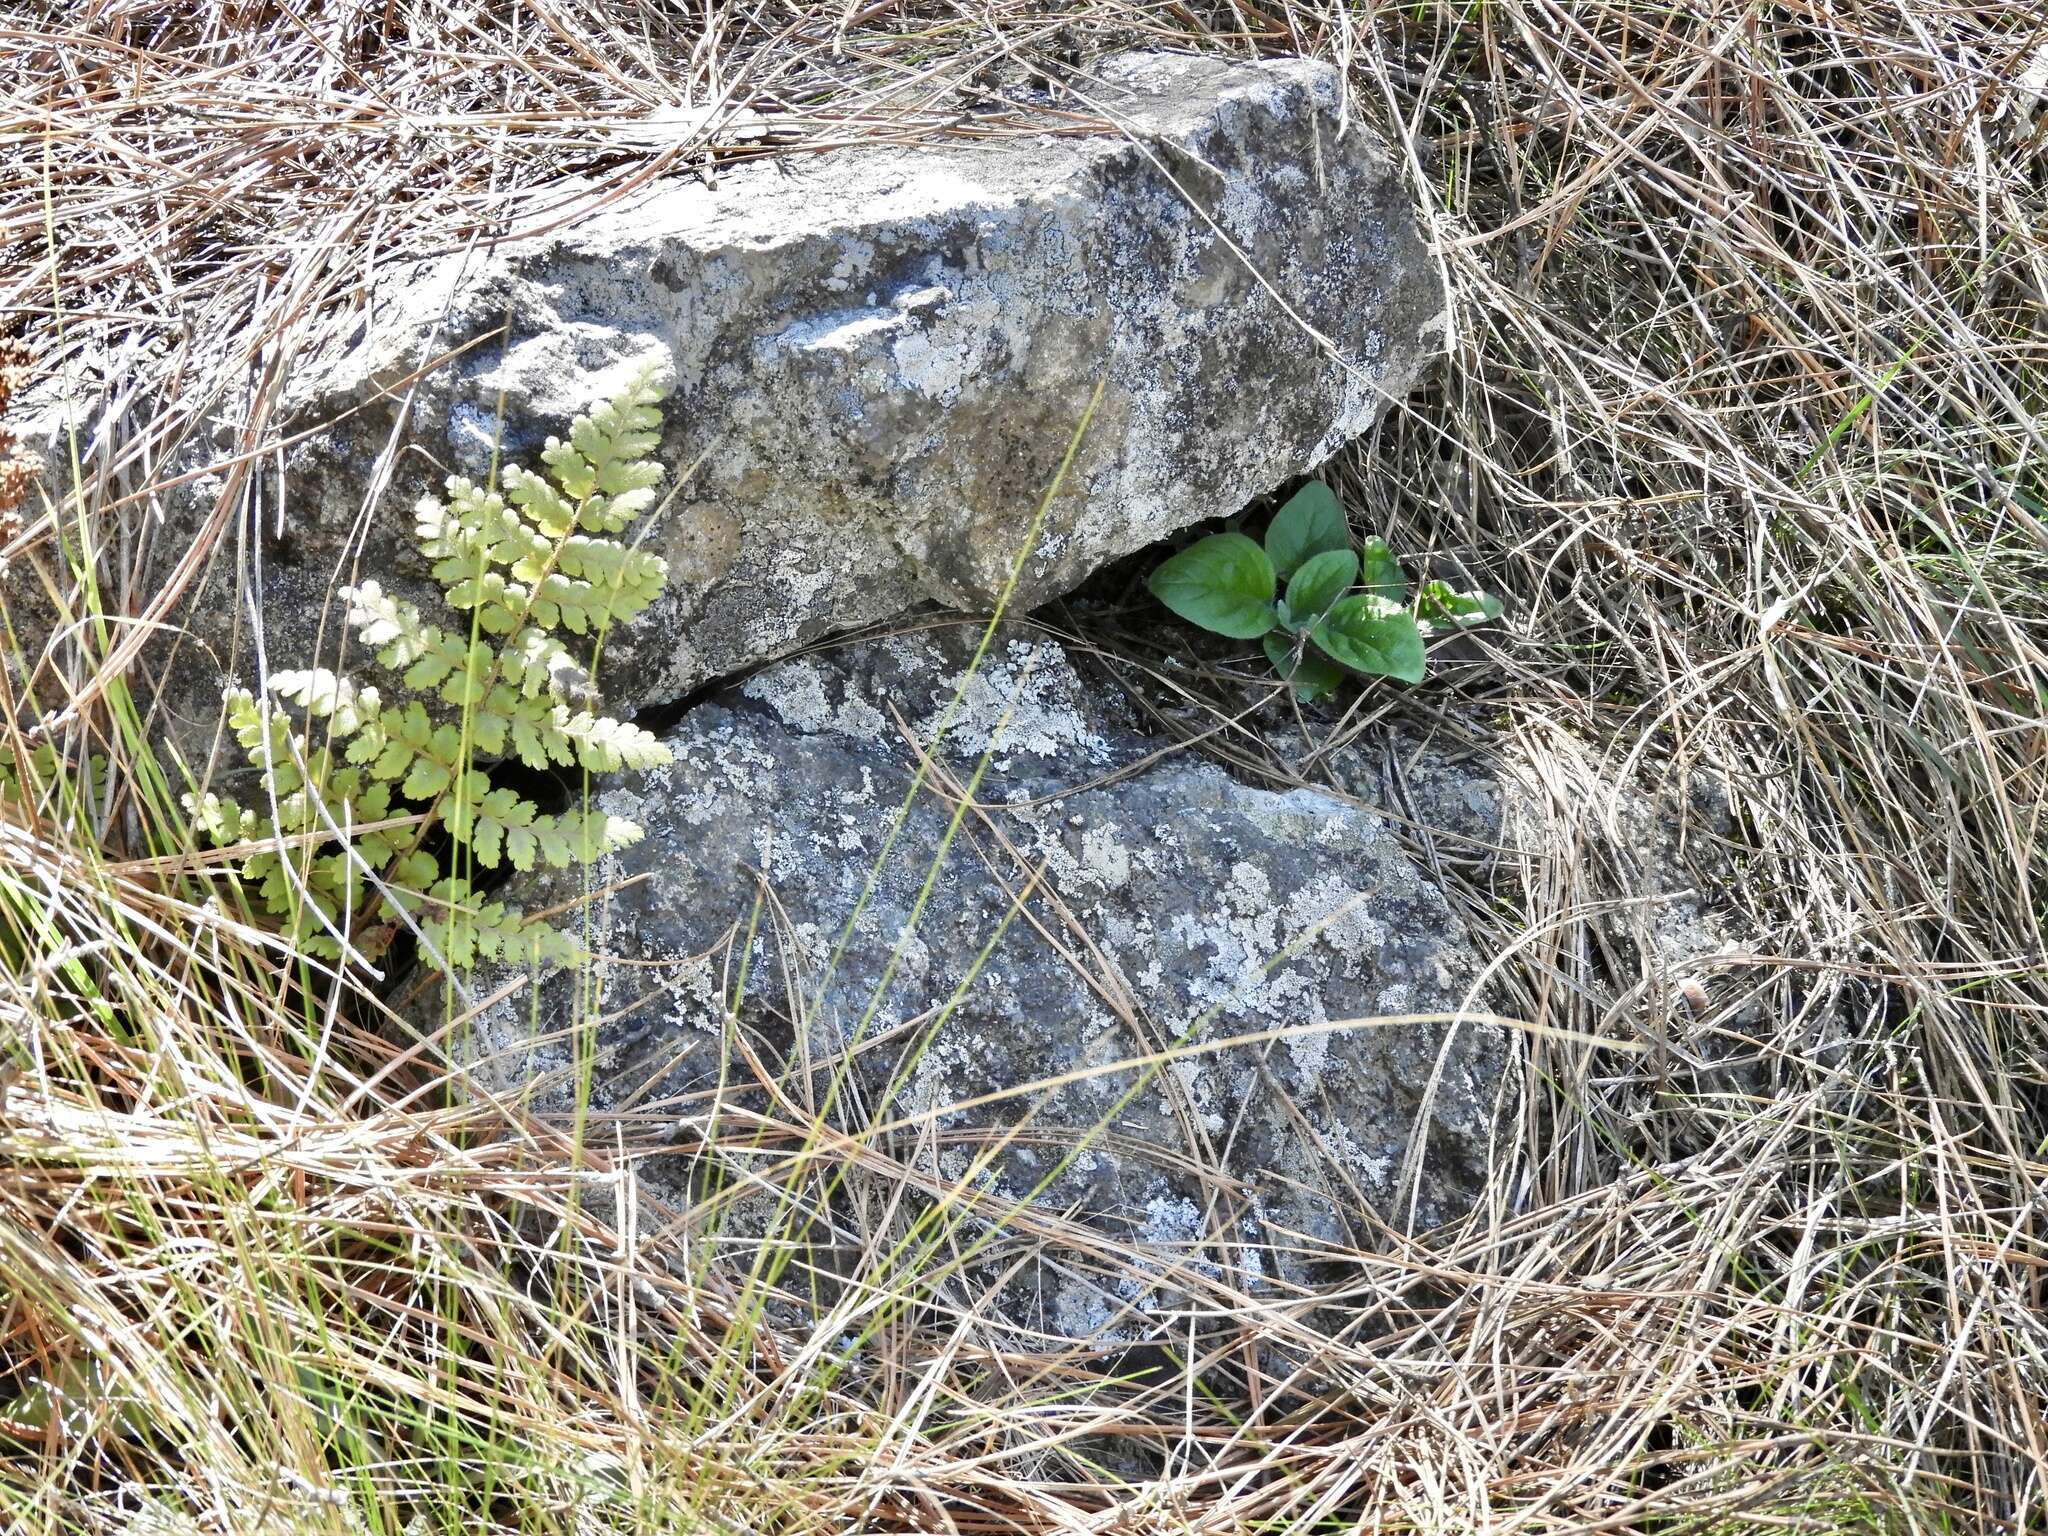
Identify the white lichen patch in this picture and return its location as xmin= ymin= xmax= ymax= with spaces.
xmin=891 ymin=327 xmax=973 ymax=403
xmin=1224 ymin=861 xmax=1278 ymax=937
xmin=1163 ymin=856 xmax=1316 ymax=1022
xmin=1287 ymin=1026 xmax=1332 ymax=1084
xmin=1169 ymin=1056 xmax=1228 ymax=1136
xmin=654 ymin=949 xmax=728 ymax=1035
xmin=596 ymin=785 xmax=646 ymax=824
xmin=1013 ymin=812 xmax=1140 ymax=902
xmin=1374 ymin=980 xmax=1416 ymax=1016
xmin=1140 ymin=1192 xmax=1202 ymax=1249
xmin=1051 ymin=1282 xmax=1123 ymax=1344
xmin=1282 ymin=872 xmax=1389 ymax=980
xmin=918 ymin=639 xmax=1115 ymax=766
xmin=447 ymin=400 xmax=513 ymax=475
xmin=740 ymin=656 xmax=890 ymax=739
xmin=1078 ymin=823 xmax=1132 ymax=889
xmin=1078 ymin=1015 xmax=1142 ymax=1100
xmin=1315 ymin=1117 xmax=1395 ymax=1199
xmin=771 ymin=305 xmax=907 ymax=356
xmin=741 ymin=659 xmax=832 ymax=730
xmin=822 ymin=237 xmax=876 ymax=292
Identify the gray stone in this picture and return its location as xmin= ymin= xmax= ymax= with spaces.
xmin=23 ymin=50 xmax=1443 ymax=766
xmin=463 ymin=628 xmax=1510 ymax=1349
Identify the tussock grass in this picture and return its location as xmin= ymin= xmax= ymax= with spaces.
xmin=4 ymin=2 xmax=2047 ymax=1532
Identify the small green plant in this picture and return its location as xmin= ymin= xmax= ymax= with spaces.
xmin=188 ymin=364 xmax=675 ymax=969
xmin=1147 ymin=482 xmax=1501 ymax=698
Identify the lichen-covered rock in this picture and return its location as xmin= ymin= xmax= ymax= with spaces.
xmin=62 ymin=50 xmax=1443 ymax=766
xmin=465 ymin=628 xmax=1509 ymax=1348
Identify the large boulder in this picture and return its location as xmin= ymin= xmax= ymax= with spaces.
xmin=37 ymin=50 xmax=1444 ymax=766
xmin=462 ymin=628 xmax=1510 ymax=1348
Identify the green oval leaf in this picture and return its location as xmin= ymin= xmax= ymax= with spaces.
xmin=1311 ymin=594 xmax=1426 ymax=684
xmin=1263 ymin=482 xmax=1350 ymax=578
xmin=1418 ymin=579 xmax=1503 ymax=627
xmin=1148 ymin=532 xmax=1277 ymax=639
xmin=1284 ymin=548 xmax=1358 ymax=628
xmin=1358 ymin=536 xmax=1407 ymax=603
xmin=1263 ymin=632 xmax=1346 ymax=700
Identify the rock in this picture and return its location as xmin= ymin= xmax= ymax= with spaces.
xmin=33 ymin=50 xmax=1444 ymax=767
xmin=462 ymin=628 xmax=1510 ymax=1349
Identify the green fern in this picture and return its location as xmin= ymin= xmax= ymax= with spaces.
xmin=0 ymin=742 xmax=60 ymax=803
xmin=188 ymin=364 xmax=676 ymax=970
xmin=0 ymin=742 xmax=108 ymax=818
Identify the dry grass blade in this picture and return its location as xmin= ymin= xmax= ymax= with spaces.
xmin=4 ymin=1 xmax=2047 ymax=1533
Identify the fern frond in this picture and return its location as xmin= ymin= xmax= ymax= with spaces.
xmin=346 ymin=580 xmax=488 ymax=691
xmin=538 ymin=362 xmax=667 ymax=533
xmin=510 ymin=809 xmax=641 ymax=872
xmin=260 ymin=859 xmax=362 ymax=960
xmin=556 ymin=711 xmax=670 ymax=773
xmin=502 ymin=463 xmax=577 ymax=540
xmin=224 ymin=689 xmax=309 ymax=796
xmin=507 ymin=705 xmax=577 ymax=771
xmin=413 ymin=876 xmax=582 ymax=969
xmin=554 ymin=538 xmax=667 ymax=621
xmin=184 ymin=790 xmax=256 ymax=844
xmin=575 ymin=458 xmax=662 ymax=536
xmin=344 ymin=702 xmax=467 ymax=798
xmin=345 ymin=582 xmax=443 ymax=668
xmin=533 ymin=808 xmax=643 ymax=867
xmin=543 ymin=365 xmax=664 ymax=492
xmin=524 ymin=569 xmax=663 ymax=635
xmin=442 ymin=786 xmax=643 ymax=871
xmin=349 ymin=786 xmax=403 ymax=867
xmin=290 ymin=929 xmax=345 ymax=962
xmin=445 ymin=784 xmax=534 ymax=870
xmin=499 ymin=630 xmax=591 ymax=702
xmin=270 ymin=668 xmax=383 ymax=735
xmin=401 ymin=754 xmax=452 ymax=801
xmin=202 ymin=364 xmax=675 ymax=984
xmin=437 ymin=567 xmax=519 ymax=632
xmin=431 ymin=639 xmax=496 ymax=710
xmin=406 ymin=632 xmax=477 ymax=693
xmin=0 ymin=741 xmax=59 ymax=803
xmin=270 ymin=787 xmax=326 ymax=839
xmin=418 ymin=480 xmax=535 ymax=572
xmin=240 ymin=840 xmax=350 ymax=935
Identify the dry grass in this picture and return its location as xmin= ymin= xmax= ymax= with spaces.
xmin=4 ymin=1 xmax=2047 ymax=1533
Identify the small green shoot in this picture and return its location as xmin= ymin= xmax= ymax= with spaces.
xmin=1148 ymin=481 xmax=1502 ymax=698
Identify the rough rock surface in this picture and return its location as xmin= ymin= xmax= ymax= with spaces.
xmin=37 ymin=50 xmax=1443 ymax=764
xmin=465 ymin=628 xmax=1509 ymax=1347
